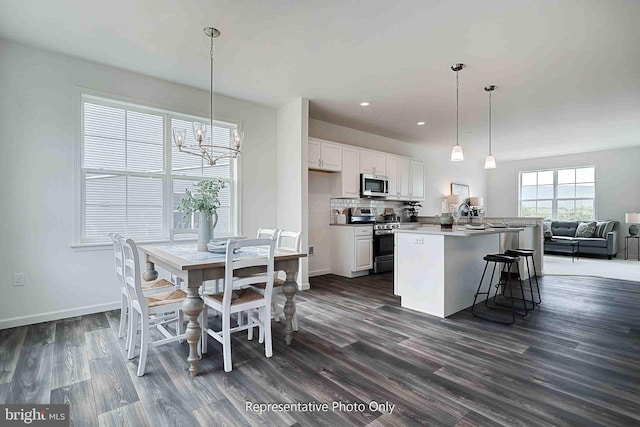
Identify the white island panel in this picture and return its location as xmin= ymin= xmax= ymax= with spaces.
xmin=395 ymin=233 xmax=446 ymax=317
xmin=395 ymin=228 xmax=507 ymax=318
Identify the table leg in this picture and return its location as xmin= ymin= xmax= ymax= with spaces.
xmin=281 ymin=267 xmax=298 ymax=346
xmin=142 ymin=257 xmax=158 ymax=282
xmin=184 ymin=271 xmax=204 ymax=376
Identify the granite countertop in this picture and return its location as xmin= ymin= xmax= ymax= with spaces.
xmin=329 ymin=223 xmax=374 ymax=227
xmin=394 ymin=224 xmax=524 ymax=237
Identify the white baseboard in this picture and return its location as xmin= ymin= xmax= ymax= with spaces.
xmin=299 ymin=282 xmax=310 ymax=291
xmin=309 ymin=269 xmax=331 ymax=277
xmin=0 ymin=302 xmax=120 ymax=330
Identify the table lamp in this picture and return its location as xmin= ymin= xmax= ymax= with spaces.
xmin=469 ymin=197 xmax=484 ymax=207
xmin=447 ymin=195 xmax=460 ymax=213
xmin=626 ymin=212 xmax=640 ymax=236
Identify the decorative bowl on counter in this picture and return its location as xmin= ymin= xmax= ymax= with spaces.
xmin=439 ymin=214 xmax=453 ymax=229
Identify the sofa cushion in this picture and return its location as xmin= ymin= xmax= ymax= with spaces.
xmin=573 ymin=238 xmax=608 ymax=248
xmin=551 ymin=221 xmax=578 ymax=237
xmin=595 ymin=221 xmax=614 ymax=238
xmin=575 ymin=221 xmax=597 ymax=238
xmin=543 ymin=221 xmax=553 ymax=239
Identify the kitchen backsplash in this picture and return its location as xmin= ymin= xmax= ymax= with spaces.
xmin=330 ymin=198 xmax=408 ymax=216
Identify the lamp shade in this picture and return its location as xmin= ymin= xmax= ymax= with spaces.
xmin=447 ymin=195 xmax=460 ymax=205
xmin=450 ymin=145 xmax=464 ymax=162
xmin=469 ymin=197 xmax=484 ymax=207
xmin=484 ymin=155 xmax=496 ymax=169
xmin=626 ymin=213 xmax=640 ymax=224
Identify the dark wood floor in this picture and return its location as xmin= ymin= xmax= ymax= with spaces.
xmin=1 ymin=272 xmax=640 ymax=426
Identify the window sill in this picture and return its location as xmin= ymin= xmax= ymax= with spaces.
xmin=70 ymin=235 xmax=238 ymax=252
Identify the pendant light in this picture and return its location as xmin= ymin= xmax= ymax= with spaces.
xmin=484 ymin=85 xmax=496 ymax=169
xmin=450 ymin=63 xmax=465 ymax=162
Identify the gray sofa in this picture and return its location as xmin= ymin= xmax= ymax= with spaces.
xmin=544 ymin=220 xmax=619 ymax=259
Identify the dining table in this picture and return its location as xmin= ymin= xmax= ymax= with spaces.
xmin=138 ymin=243 xmax=307 ymax=377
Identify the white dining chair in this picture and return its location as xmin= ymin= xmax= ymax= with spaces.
xmin=120 ymin=235 xmax=188 ymax=376
xmin=251 ymin=230 xmax=301 ymax=333
xmin=109 ymin=233 xmax=175 ymax=348
xmin=200 ymin=237 xmax=277 ymax=372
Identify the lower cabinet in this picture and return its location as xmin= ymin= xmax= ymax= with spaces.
xmin=330 ymin=225 xmax=373 ymax=278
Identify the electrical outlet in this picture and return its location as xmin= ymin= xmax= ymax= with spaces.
xmin=309 ymin=246 xmax=314 ymax=256
xmin=414 ymin=237 xmax=424 ymax=244
xmin=14 ymin=273 xmax=25 ymax=286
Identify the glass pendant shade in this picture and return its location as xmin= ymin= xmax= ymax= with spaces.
xmin=484 ymin=154 xmax=496 ymax=169
xmin=451 ymin=145 xmax=464 ymax=162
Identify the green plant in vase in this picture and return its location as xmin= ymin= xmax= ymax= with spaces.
xmin=405 ymin=201 xmax=422 ymax=223
xmin=178 ymin=178 xmax=226 ymax=251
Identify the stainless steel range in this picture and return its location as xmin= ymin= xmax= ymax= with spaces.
xmin=373 ymin=220 xmax=400 ymax=274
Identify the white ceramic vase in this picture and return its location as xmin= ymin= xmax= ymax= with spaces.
xmin=197 ymin=211 xmax=218 ymax=251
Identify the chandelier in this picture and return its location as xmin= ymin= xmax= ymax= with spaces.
xmin=172 ymin=27 xmax=242 ymax=166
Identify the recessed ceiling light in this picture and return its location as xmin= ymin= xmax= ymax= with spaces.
xmin=359 ymin=102 xmax=371 ymax=107
xmin=416 ymin=121 xmax=426 ymax=126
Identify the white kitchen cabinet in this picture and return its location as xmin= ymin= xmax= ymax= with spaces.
xmin=329 ymin=225 xmax=373 ymax=278
xmin=308 ymin=138 xmax=342 ymax=172
xmin=331 ymin=146 xmax=360 ymax=198
xmin=354 ymin=236 xmax=373 ymax=271
xmin=386 ymin=155 xmax=399 ymax=199
xmin=360 ymin=150 xmax=386 ymax=175
xmin=386 ymin=155 xmax=413 ymax=200
xmin=409 ymin=160 xmax=425 ymax=201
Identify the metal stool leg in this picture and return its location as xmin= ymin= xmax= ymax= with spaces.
xmin=530 ymin=255 xmax=541 ymax=304
xmin=472 ymin=261 xmax=491 ymax=318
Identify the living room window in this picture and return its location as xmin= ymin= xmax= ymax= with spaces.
xmin=519 ymin=166 xmax=595 ymax=220
xmin=78 ymin=95 xmax=239 ymax=244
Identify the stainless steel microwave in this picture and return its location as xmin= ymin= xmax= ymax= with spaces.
xmin=360 ymin=173 xmax=389 ymax=198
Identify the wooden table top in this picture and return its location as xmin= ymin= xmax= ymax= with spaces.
xmin=139 ymin=244 xmax=307 ymax=271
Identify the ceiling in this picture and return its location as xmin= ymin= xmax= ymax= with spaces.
xmin=1 ymin=0 xmax=639 ymax=160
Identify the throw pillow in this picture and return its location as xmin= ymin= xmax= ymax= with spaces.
xmin=595 ymin=221 xmax=608 ymax=238
xmin=542 ymin=221 xmax=553 ymax=240
xmin=575 ymin=221 xmax=597 ymax=238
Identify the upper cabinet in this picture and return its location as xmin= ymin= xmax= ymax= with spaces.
xmin=309 ymin=137 xmax=424 ymax=201
xmin=360 ymin=150 xmax=386 ymax=176
xmin=308 ymin=138 xmax=342 ymax=172
xmin=409 ymin=160 xmax=425 ymax=201
xmin=387 ymin=155 xmax=419 ymax=201
xmin=334 ymin=146 xmax=360 ymax=198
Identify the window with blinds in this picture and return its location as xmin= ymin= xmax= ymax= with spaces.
xmin=80 ymin=96 xmax=238 ymax=243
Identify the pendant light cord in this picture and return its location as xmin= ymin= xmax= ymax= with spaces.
xmin=488 ymin=90 xmax=492 ymax=155
xmin=456 ymin=70 xmax=459 ymax=147
xmin=210 ymin=35 xmax=214 ymax=149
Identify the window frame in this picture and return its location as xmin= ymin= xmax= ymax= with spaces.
xmin=518 ymin=166 xmax=597 ymax=221
xmin=73 ymin=91 xmax=242 ymax=248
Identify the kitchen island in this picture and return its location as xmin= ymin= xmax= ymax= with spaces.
xmin=394 ymin=225 xmax=524 ymax=318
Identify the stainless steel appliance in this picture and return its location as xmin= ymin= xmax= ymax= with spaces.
xmin=347 ymin=207 xmax=377 ymax=224
xmin=373 ymin=220 xmax=400 ymax=274
xmin=360 ymin=174 xmax=389 ymax=198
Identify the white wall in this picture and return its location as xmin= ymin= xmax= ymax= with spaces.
xmin=276 ymin=98 xmax=310 ymax=289
xmin=0 ymin=39 xmax=278 ymax=328
xmin=486 ymin=146 xmax=640 ymax=253
xmin=308 ymin=171 xmax=333 ymax=276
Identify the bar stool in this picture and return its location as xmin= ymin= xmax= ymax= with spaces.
xmin=472 ymin=253 xmax=526 ymax=324
xmin=505 ymin=248 xmax=541 ymax=305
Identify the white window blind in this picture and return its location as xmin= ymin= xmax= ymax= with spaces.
xmin=80 ymin=96 xmax=239 ymax=244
